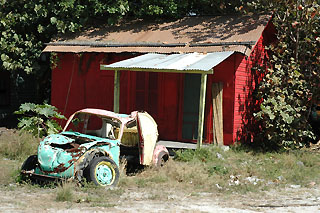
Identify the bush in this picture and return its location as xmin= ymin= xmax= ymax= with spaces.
xmin=15 ymin=103 xmax=66 ymax=138
xmin=252 ymin=1 xmax=320 ymax=150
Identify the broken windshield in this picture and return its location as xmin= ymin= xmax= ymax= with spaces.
xmin=64 ymin=113 xmax=122 ymax=140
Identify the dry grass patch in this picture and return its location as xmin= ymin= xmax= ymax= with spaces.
xmin=0 ymin=158 xmax=20 ymax=185
xmin=113 ymin=145 xmax=320 ymax=195
xmin=56 ymin=182 xmax=74 ymax=202
xmin=0 ymin=128 xmax=39 ymax=161
xmin=0 ymin=128 xmax=319 ymax=199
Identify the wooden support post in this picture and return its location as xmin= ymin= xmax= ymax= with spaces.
xmin=197 ymin=73 xmax=207 ymax=149
xmin=114 ymin=70 xmax=120 ymax=113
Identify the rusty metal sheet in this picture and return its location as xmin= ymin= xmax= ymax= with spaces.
xmin=43 ymin=45 xmax=249 ymax=55
xmin=43 ymin=14 xmax=270 ymax=56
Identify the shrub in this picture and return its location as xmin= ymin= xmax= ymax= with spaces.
xmin=15 ymin=103 xmax=66 ymax=138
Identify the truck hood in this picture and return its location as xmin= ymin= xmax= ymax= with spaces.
xmin=38 ymin=132 xmax=118 ymax=173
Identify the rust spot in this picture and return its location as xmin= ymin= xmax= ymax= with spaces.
xmin=52 ymin=163 xmax=68 ymax=173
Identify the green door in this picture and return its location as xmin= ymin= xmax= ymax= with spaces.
xmin=182 ymin=74 xmax=200 ymax=140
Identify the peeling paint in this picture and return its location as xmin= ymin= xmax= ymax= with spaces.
xmin=22 ymin=109 xmax=169 ymax=185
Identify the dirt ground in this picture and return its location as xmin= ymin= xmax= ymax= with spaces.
xmin=0 ymin=183 xmax=320 ymax=212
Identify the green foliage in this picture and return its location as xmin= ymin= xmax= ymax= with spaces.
xmin=129 ymin=0 xmax=265 ymax=18
xmin=0 ymin=0 xmax=270 ymax=77
xmin=0 ymin=0 xmax=130 ymax=75
xmin=175 ymin=146 xmax=219 ymax=162
xmin=253 ymin=0 xmax=320 ymax=150
xmin=15 ymin=103 xmax=66 ymax=137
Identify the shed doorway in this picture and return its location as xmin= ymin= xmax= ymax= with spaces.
xmin=182 ymin=74 xmax=201 ymax=140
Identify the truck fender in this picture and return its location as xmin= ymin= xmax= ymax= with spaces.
xmin=152 ymin=144 xmax=169 ymax=166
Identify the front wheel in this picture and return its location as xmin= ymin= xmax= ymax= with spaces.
xmin=87 ymin=156 xmax=120 ymax=187
xmin=21 ymin=155 xmax=38 ymax=171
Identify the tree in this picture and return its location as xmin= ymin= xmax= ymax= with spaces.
xmin=252 ymin=0 xmax=320 ymax=150
xmin=0 ymin=0 xmax=129 ymax=75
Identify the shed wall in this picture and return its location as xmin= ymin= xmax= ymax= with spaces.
xmin=51 ymin=52 xmax=239 ymax=144
xmin=51 ymin=53 xmax=136 ymax=119
xmin=233 ymin=21 xmax=276 ymax=143
xmin=51 ymin=53 xmax=184 ymax=142
xmin=205 ymin=54 xmax=242 ymax=145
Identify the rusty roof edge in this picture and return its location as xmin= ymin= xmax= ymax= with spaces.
xmin=45 ymin=41 xmax=256 ymax=48
xmin=190 ymin=41 xmax=256 ymax=48
xmin=45 ymin=42 xmax=187 ymax=47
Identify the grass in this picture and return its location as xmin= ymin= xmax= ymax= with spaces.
xmin=172 ymin=146 xmax=320 ymax=193
xmin=73 ymin=182 xmax=122 ymax=207
xmin=0 ymin=158 xmax=20 ymax=185
xmin=0 ymin=129 xmax=320 ymax=199
xmin=0 ymin=129 xmax=39 ymax=185
xmin=0 ymin=129 xmax=39 ymax=161
xmin=116 ymin=145 xmax=320 ymax=194
xmin=56 ymin=182 xmax=74 ymax=202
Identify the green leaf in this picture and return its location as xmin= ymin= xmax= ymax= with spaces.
xmin=16 ymin=103 xmax=65 ymax=137
xmin=50 ymin=17 xmax=57 ymax=24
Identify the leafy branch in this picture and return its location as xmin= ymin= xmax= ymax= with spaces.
xmin=252 ymin=0 xmax=320 ymax=150
xmin=15 ymin=103 xmax=66 ymax=138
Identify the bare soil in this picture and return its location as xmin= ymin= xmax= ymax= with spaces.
xmin=0 ymin=183 xmax=320 ymax=212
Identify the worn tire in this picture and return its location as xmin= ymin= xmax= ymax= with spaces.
xmin=87 ymin=156 xmax=120 ymax=187
xmin=21 ymin=155 xmax=38 ymax=171
xmin=156 ymin=151 xmax=169 ymax=167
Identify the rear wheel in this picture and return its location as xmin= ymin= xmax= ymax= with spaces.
xmin=156 ymin=151 xmax=169 ymax=167
xmin=87 ymin=156 xmax=120 ymax=187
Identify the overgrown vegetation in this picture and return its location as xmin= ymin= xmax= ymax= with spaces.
xmin=118 ymin=146 xmax=320 ymax=194
xmin=145 ymin=146 xmax=320 ymax=193
xmin=0 ymin=127 xmax=319 ymax=204
xmin=15 ymin=103 xmax=66 ymax=138
xmin=0 ymin=0 xmax=129 ymax=75
xmin=0 ymin=129 xmax=38 ymax=161
xmin=252 ymin=1 xmax=320 ymax=150
xmin=0 ymin=128 xmax=39 ymax=185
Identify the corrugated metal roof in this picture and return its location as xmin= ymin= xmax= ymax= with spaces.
xmin=44 ymin=14 xmax=271 ymax=56
xmin=100 ymin=52 xmax=234 ymax=74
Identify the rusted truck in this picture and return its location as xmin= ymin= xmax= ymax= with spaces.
xmin=21 ymin=109 xmax=169 ymax=187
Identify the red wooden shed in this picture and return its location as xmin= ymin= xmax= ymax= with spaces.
xmin=44 ymin=14 xmax=276 ymax=146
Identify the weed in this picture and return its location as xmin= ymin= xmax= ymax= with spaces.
xmin=172 ymin=145 xmax=320 ymax=193
xmin=135 ymin=178 xmax=147 ymax=188
xmin=11 ymin=168 xmax=23 ymax=183
xmin=0 ymin=158 xmax=20 ymax=185
xmin=1 ymin=129 xmax=320 ymax=198
xmin=75 ymin=181 xmax=124 ymax=207
xmin=207 ymin=165 xmax=229 ymax=176
xmin=55 ymin=182 xmax=74 ymax=202
xmin=149 ymin=175 xmax=168 ymax=183
xmin=175 ymin=146 xmax=220 ymax=162
xmin=0 ymin=130 xmax=39 ymax=160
